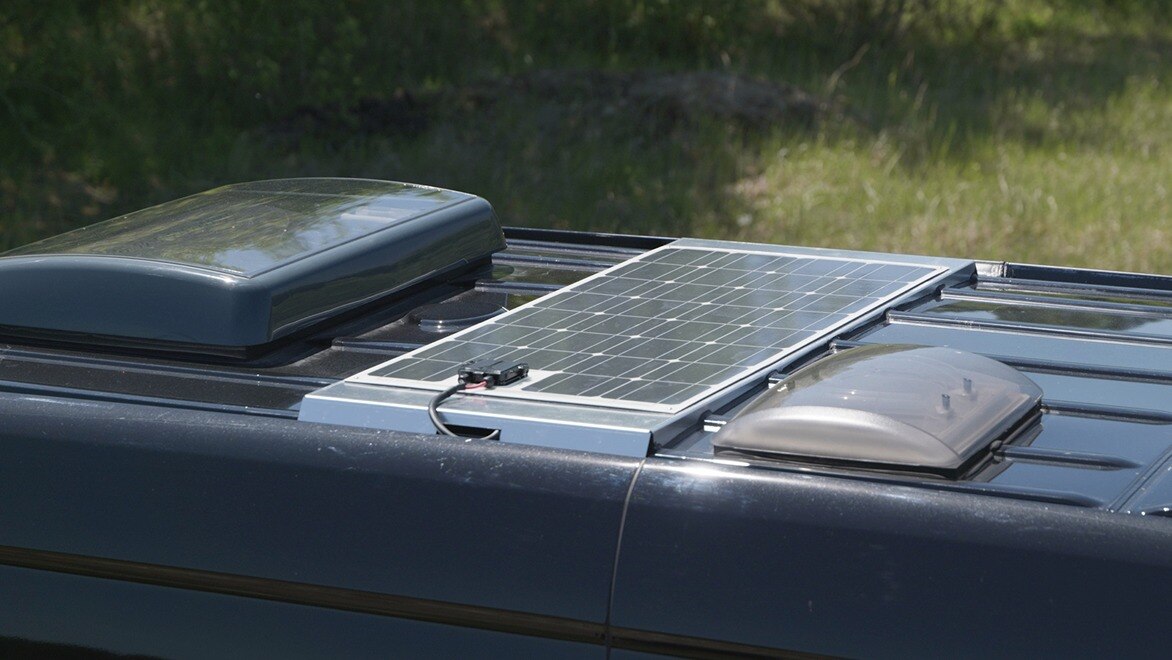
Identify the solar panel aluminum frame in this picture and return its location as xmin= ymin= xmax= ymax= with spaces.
xmin=345 ymin=239 xmax=967 ymax=414
xmin=299 ymin=380 xmax=667 ymax=455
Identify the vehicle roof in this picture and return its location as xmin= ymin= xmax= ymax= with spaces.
xmin=2 ymin=226 xmax=1171 ymax=517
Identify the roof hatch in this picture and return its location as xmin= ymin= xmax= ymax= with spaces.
xmin=0 ymin=178 xmax=504 ymax=351
xmin=712 ymin=345 xmax=1043 ymax=476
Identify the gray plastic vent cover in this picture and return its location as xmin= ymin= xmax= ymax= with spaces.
xmin=0 ymin=178 xmax=504 ymax=348
xmin=713 ymin=344 xmax=1042 ymax=474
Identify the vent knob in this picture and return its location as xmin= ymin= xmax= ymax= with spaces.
xmin=408 ymin=300 xmax=505 ymax=333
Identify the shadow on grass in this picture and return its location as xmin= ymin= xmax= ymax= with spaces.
xmin=1 ymin=2 xmax=1169 ymax=247
xmin=257 ymin=69 xmax=843 ymax=239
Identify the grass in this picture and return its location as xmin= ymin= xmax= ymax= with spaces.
xmin=732 ymin=120 xmax=1172 ymax=271
xmin=2 ymin=1 xmax=1170 ymax=272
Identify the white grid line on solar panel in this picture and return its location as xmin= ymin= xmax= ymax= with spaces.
xmin=362 ymin=259 xmax=935 ymax=403
xmin=352 ymin=245 xmax=944 ymax=411
xmin=380 ymin=290 xmax=850 ymax=373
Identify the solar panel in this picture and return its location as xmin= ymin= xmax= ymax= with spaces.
xmin=350 ymin=244 xmax=945 ymax=414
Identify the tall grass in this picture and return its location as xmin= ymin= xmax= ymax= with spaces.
xmin=1 ymin=1 xmax=1169 ymax=271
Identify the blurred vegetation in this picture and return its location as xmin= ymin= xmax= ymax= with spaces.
xmin=1 ymin=0 xmax=1169 ymax=270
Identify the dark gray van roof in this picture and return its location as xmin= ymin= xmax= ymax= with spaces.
xmin=0 ymin=181 xmax=1170 ymax=516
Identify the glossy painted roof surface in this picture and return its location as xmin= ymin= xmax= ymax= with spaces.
xmin=0 ymin=224 xmax=1169 ymax=517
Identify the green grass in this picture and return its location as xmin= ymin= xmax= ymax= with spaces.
xmin=2 ymin=1 xmax=1170 ymax=272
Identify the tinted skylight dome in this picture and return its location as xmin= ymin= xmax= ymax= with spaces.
xmin=713 ymin=345 xmax=1043 ymax=476
xmin=0 ymin=179 xmax=504 ymax=350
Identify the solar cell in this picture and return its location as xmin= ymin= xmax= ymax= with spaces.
xmin=351 ymin=245 xmax=944 ymax=413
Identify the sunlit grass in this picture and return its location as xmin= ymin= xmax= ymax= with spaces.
xmin=722 ymin=30 xmax=1172 ymax=272
xmin=725 ymin=132 xmax=1171 ymax=272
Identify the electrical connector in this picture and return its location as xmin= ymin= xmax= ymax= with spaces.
xmin=428 ymin=358 xmax=530 ymax=440
xmin=458 ymin=357 xmax=529 ymax=388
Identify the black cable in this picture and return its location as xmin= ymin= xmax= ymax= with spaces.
xmin=428 ymin=383 xmax=462 ymax=436
xmin=427 ymin=383 xmax=500 ymax=440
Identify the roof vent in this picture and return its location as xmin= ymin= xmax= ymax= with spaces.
xmin=713 ymin=345 xmax=1042 ymax=477
xmin=0 ymin=179 xmax=504 ymax=352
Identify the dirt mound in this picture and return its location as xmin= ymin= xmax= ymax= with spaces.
xmin=492 ymin=69 xmax=834 ymax=128
xmin=272 ymin=70 xmax=841 ymax=139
